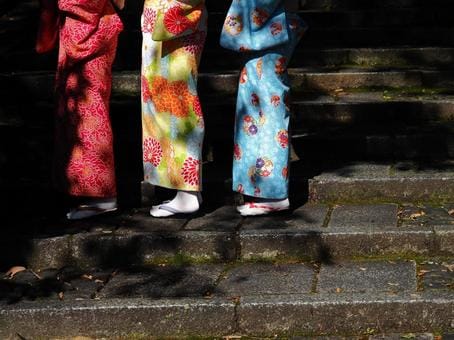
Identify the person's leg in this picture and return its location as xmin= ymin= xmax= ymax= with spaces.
xmin=232 ymin=53 xmax=291 ymax=215
xmin=54 ymin=0 xmax=123 ymax=219
xmin=141 ymin=5 xmax=207 ymax=217
xmin=233 ymin=14 xmax=306 ymax=216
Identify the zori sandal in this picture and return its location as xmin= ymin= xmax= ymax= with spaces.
xmin=66 ymin=204 xmax=118 ymax=220
xmin=236 ymin=199 xmax=290 ymax=216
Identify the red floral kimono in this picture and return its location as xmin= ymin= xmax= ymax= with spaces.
xmin=37 ymin=0 xmax=123 ymax=198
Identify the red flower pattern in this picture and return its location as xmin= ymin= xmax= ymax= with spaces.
xmin=142 ymin=76 xmax=152 ymax=102
xmin=251 ymin=93 xmax=260 ymax=106
xmin=271 ymin=95 xmax=281 ymax=107
xmin=275 ymin=57 xmax=287 ymax=74
xmin=282 ymin=166 xmax=289 ymax=179
xmin=143 ymin=137 xmax=163 ymax=167
xmin=270 ymin=22 xmax=283 ymax=36
xmin=240 ymin=67 xmax=248 ymax=84
xmin=142 ymin=8 xmax=157 ymax=33
xmin=183 ymin=30 xmax=206 ymax=55
xmin=276 ymin=129 xmax=289 ymax=148
xmin=164 ymin=6 xmax=192 ymax=35
xmin=234 ymin=143 xmax=242 ymax=160
xmin=181 ymin=157 xmax=200 ymax=186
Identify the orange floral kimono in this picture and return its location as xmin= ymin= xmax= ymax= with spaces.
xmin=141 ymin=0 xmax=207 ymax=192
xmin=37 ymin=0 xmax=123 ymax=198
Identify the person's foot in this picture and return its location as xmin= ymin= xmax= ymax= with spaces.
xmin=66 ymin=198 xmax=118 ymax=220
xmin=150 ymin=191 xmax=202 ymax=218
xmin=237 ymin=198 xmax=290 ymax=216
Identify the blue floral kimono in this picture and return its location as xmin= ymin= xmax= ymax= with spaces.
xmin=221 ymin=0 xmax=306 ymax=199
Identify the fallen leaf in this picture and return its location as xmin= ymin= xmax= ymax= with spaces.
xmin=410 ymin=211 xmax=426 ymax=219
xmin=448 ymin=209 xmax=454 ymax=216
xmin=81 ymin=274 xmax=93 ymax=280
xmin=336 ymin=287 xmax=342 ymax=293
xmin=229 ymin=296 xmax=241 ymax=304
xmin=417 ymin=270 xmax=431 ymax=276
xmin=5 ymin=266 xmax=27 ymax=278
xmin=58 ymin=292 xmax=64 ymax=301
xmin=441 ymin=262 xmax=454 ymax=272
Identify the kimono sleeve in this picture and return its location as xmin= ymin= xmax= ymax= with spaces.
xmin=151 ymin=0 xmax=205 ymax=41
xmin=58 ymin=0 xmax=123 ymax=60
xmin=220 ymin=0 xmax=289 ymax=52
xmin=250 ymin=0 xmax=284 ymax=30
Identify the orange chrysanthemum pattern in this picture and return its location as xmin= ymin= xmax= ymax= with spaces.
xmin=150 ymin=76 xmax=195 ymax=118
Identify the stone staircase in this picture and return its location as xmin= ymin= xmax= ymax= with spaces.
xmin=0 ymin=0 xmax=453 ymax=338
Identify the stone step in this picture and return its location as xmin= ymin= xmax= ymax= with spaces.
xmin=3 ymin=92 xmax=454 ymax=130
xmin=1 ymin=119 xmax=453 ymax=193
xmin=6 ymin=46 xmax=454 ymax=73
xmin=112 ymin=27 xmax=454 ymax=49
xmin=116 ymin=9 xmax=454 ymax=29
xmin=0 ymin=257 xmax=453 ymax=337
xmin=3 ymin=69 xmax=454 ymax=101
xmin=301 ymin=0 xmax=454 ymax=10
xmin=8 ymin=2 xmax=454 ymax=28
xmin=1 ymin=202 xmax=453 ymax=269
xmin=308 ymin=161 xmax=454 ymax=204
xmin=3 ymin=17 xmax=454 ymax=63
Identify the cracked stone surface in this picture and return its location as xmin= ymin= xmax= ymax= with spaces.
xmin=328 ymin=204 xmax=398 ymax=229
xmin=317 ymin=260 xmax=417 ymax=293
xmin=419 ymin=260 xmax=454 ymax=291
xmin=216 ymin=264 xmax=315 ymax=296
xmin=99 ymin=265 xmax=224 ymax=299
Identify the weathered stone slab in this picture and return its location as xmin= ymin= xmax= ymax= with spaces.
xmin=400 ymin=205 xmax=454 ymax=228
xmin=240 ymin=231 xmax=329 ymax=260
xmin=328 ymin=204 xmax=398 ymax=229
xmin=309 ymin=163 xmax=454 ymax=203
xmin=0 ymin=298 xmax=236 ymax=338
xmin=216 ymin=264 xmax=314 ymax=296
xmin=370 ymin=334 xmax=434 ymax=340
xmin=70 ymin=230 xmax=237 ymax=268
xmin=434 ymin=225 xmax=454 ymax=255
xmin=25 ymin=236 xmax=72 ymax=270
xmin=100 ymin=265 xmax=224 ymax=299
xmin=58 ymin=269 xmax=112 ymax=301
xmin=319 ymin=227 xmax=435 ymax=258
xmin=317 ymin=261 xmax=417 ymax=293
xmin=116 ymin=208 xmax=188 ymax=233
xmin=184 ymin=206 xmax=241 ymax=232
xmin=237 ymin=292 xmax=454 ymax=336
xmin=419 ymin=261 xmax=454 ymax=291
xmin=241 ymin=205 xmax=328 ymax=232
xmin=240 ymin=226 xmax=435 ymax=261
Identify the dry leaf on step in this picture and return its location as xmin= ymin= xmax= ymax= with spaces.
xmin=441 ymin=262 xmax=454 ymax=272
xmin=5 ymin=266 xmax=27 ymax=278
xmin=58 ymin=292 xmax=64 ymax=301
xmin=410 ymin=211 xmax=425 ymax=219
